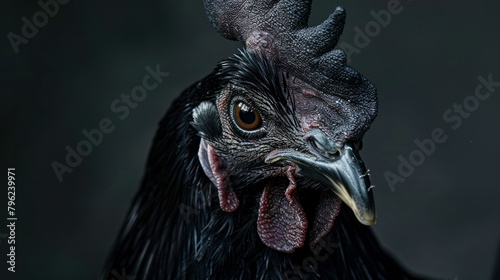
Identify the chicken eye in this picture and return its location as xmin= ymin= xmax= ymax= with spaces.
xmin=233 ymin=101 xmax=262 ymax=131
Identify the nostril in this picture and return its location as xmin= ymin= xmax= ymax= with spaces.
xmin=327 ymin=148 xmax=340 ymax=156
xmin=307 ymin=138 xmax=340 ymax=160
xmin=305 ymin=129 xmax=341 ymax=159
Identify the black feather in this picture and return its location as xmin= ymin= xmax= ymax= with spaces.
xmin=192 ymin=102 xmax=223 ymax=141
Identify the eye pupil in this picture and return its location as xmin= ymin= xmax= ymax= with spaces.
xmin=234 ymin=101 xmax=262 ymax=131
xmin=238 ymin=103 xmax=256 ymax=125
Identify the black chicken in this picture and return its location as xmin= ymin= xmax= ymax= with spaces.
xmin=101 ymin=1 xmax=423 ymax=279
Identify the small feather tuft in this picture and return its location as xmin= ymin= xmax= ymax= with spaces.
xmin=191 ymin=101 xmax=223 ymax=141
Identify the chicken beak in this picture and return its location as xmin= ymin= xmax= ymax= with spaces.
xmin=265 ymin=143 xmax=376 ymax=226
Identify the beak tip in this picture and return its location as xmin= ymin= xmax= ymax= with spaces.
xmin=355 ymin=211 xmax=376 ymax=226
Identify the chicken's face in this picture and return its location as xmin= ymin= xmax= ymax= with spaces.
xmin=191 ymin=50 xmax=377 ymax=253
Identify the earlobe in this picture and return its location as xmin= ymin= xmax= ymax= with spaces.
xmin=198 ymin=138 xmax=240 ymax=212
xmin=198 ymin=138 xmax=217 ymax=187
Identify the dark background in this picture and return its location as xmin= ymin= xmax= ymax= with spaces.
xmin=2 ymin=0 xmax=499 ymax=279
